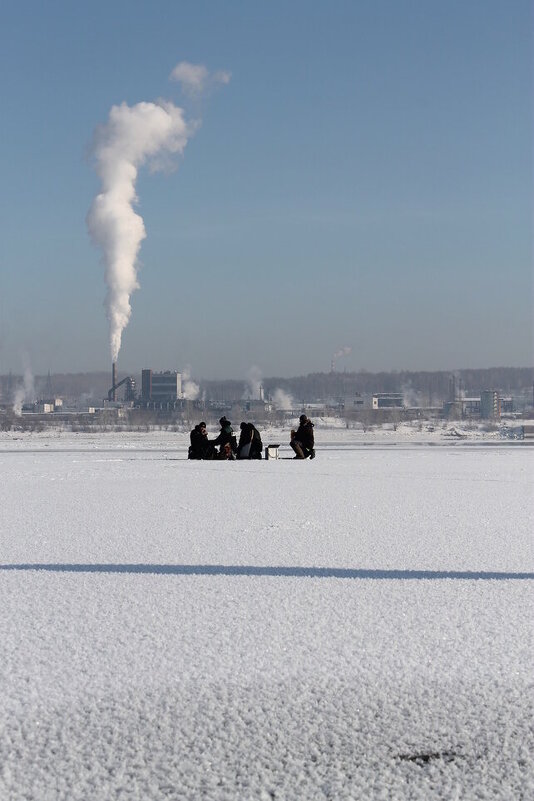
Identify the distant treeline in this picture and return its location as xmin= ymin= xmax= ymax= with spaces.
xmin=0 ymin=367 xmax=532 ymax=404
xmin=204 ymin=367 xmax=534 ymax=404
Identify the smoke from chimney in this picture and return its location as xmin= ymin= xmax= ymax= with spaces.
xmin=87 ymin=63 xmax=229 ymax=365
xmin=12 ymin=365 xmax=35 ymax=416
xmin=243 ymin=365 xmax=263 ymax=400
xmin=87 ymin=100 xmax=191 ymax=363
xmin=182 ymin=366 xmax=200 ymax=400
xmin=331 ymin=346 xmax=352 ymax=372
xmin=273 ymin=388 xmax=294 ymax=411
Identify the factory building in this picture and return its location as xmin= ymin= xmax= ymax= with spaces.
xmin=141 ymin=370 xmax=182 ymax=402
xmin=480 ymin=390 xmax=500 ymax=420
xmin=372 ymin=393 xmax=404 ymax=410
xmin=342 ymin=394 xmax=365 ymax=411
xmin=461 ymin=398 xmax=481 ymax=417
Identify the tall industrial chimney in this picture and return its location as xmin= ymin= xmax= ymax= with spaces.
xmin=112 ymin=362 xmax=117 ymax=402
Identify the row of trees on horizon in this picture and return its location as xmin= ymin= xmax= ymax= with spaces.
xmin=0 ymin=367 xmax=532 ymax=405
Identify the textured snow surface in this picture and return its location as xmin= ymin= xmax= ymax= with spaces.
xmin=1 ymin=435 xmax=533 ymax=800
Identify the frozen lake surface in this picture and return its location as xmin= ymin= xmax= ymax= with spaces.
xmin=1 ymin=434 xmax=533 ymax=799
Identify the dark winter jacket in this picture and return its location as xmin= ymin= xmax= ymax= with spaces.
xmin=212 ymin=423 xmax=237 ymax=454
xmin=294 ymin=420 xmax=314 ymax=450
xmin=189 ymin=425 xmax=215 ymax=459
xmin=237 ymin=423 xmax=263 ymax=459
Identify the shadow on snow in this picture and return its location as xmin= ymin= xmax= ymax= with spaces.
xmin=0 ymin=564 xmax=532 ymax=580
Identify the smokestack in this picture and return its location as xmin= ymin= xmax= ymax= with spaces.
xmin=112 ymin=362 xmax=117 ymax=402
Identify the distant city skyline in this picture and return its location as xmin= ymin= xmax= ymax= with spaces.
xmin=0 ymin=0 xmax=532 ymax=380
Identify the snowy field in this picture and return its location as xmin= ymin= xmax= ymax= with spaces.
xmin=1 ymin=432 xmax=533 ymax=800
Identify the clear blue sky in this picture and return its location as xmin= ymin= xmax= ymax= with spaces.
xmin=0 ymin=0 xmax=532 ymax=379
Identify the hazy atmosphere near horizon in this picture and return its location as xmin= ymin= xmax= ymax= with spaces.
xmin=0 ymin=0 xmax=532 ymax=380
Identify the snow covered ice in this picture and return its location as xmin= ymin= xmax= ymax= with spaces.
xmin=1 ymin=430 xmax=533 ymax=800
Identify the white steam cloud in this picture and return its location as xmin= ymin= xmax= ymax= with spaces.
xmin=273 ymin=388 xmax=294 ymax=411
xmin=170 ymin=61 xmax=231 ymax=95
xmin=331 ymin=345 xmax=352 ymax=371
xmin=333 ymin=346 xmax=352 ymax=361
xmin=87 ymin=101 xmax=190 ymax=363
xmin=87 ymin=63 xmax=229 ymax=364
xmin=182 ymin=366 xmax=200 ymax=400
xmin=13 ymin=366 xmax=35 ymax=416
xmin=401 ymin=382 xmax=421 ymax=408
xmin=243 ymin=365 xmax=263 ymax=400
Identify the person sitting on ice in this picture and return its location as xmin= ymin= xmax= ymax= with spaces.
xmin=212 ymin=416 xmax=237 ymax=458
xmin=237 ymin=422 xmax=263 ymax=460
xmin=290 ymin=414 xmax=315 ymax=459
xmin=218 ymin=442 xmax=235 ymax=460
xmin=188 ymin=422 xmax=216 ymax=460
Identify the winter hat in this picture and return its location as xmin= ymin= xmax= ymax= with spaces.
xmin=219 ymin=416 xmax=229 ymax=426
xmin=299 ymin=414 xmax=308 ymax=423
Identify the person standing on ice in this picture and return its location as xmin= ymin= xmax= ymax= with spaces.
xmin=290 ymin=414 xmax=315 ymax=459
xmin=212 ymin=416 xmax=237 ymax=458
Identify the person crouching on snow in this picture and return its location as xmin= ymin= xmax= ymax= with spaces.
xmin=212 ymin=416 xmax=237 ymax=458
xmin=188 ymin=422 xmax=216 ymax=460
xmin=290 ymin=414 xmax=315 ymax=459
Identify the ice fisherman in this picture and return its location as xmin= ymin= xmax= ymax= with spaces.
xmin=290 ymin=414 xmax=315 ymax=459
xmin=237 ymin=422 xmax=263 ymax=460
xmin=188 ymin=422 xmax=216 ymax=460
xmin=212 ymin=416 xmax=238 ymax=458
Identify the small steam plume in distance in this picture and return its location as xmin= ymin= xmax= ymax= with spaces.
xmin=331 ymin=346 xmax=352 ymax=371
xmin=401 ymin=382 xmax=421 ymax=408
xmin=273 ymin=388 xmax=294 ymax=411
xmin=243 ymin=365 xmax=263 ymax=400
xmin=12 ymin=365 xmax=35 ymax=416
xmin=87 ymin=63 xmax=229 ymax=365
xmin=182 ymin=366 xmax=200 ymax=400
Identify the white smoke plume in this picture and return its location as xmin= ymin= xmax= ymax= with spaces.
xmin=87 ymin=63 xmax=229 ymax=364
xmin=331 ymin=345 xmax=352 ymax=371
xmin=333 ymin=345 xmax=352 ymax=361
xmin=243 ymin=365 xmax=263 ymax=400
xmin=170 ymin=61 xmax=231 ymax=95
xmin=87 ymin=101 xmax=190 ymax=363
xmin=12 ymin=366 xmax=35 ymax=416
xmin=182 ymin=366 xmax=200 ymax=400
xmin=273 ymin=388 xmax=294 ymax=411
xmin=401 ymin=382 xmax=421 ymax=408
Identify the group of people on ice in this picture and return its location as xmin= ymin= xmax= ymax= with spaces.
xmin=188 ymin=414 xmax=315 ymax=460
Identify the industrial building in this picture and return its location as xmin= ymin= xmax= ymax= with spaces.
xmin=140 ymin=370 xmax=183 ymax=408
xmin=372 ymin=393 xmax=404 ymax=410
xmin=342 ymin=394 xmax=365 ymax=411
xmin=480 ymin=390 xmax=500 ymax=420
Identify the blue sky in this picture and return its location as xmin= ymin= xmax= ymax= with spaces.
xmin=0 ymin=0 xmax=531 ymax=379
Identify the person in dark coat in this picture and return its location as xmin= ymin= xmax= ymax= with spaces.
xmin=237 ymin=422 xmax=263 ymax=460
xmin=188 ymin=422 xmax=216 ymax=460
xmin=212 ymin=416 xmax=237 ymax=457
xmin=290 ymin=414 xmax=315 ymax=459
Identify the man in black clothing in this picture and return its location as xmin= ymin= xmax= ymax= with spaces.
xmin=237 ymin=422 xmax=263 ymax=459
xmin=290 ymin=414 xmax=315 ymax=459
xmin=212 ymin=416 xmax=238 ymax=457
xmin=188 ymin=422 xmax=216 ymax=460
